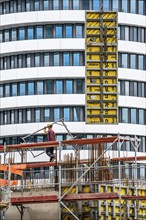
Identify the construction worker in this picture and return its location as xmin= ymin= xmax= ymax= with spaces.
xmin=44 ymin=124 xmax=56 ymax=162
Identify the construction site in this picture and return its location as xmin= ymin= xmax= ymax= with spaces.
xmin=0 ymin=130 xmax=146 ymax=220
xmin=0 ymin=4 xmax=146 ymax=220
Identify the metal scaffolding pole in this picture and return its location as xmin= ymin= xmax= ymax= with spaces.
xmin=59 ymin=136 xmax=118 ymax=201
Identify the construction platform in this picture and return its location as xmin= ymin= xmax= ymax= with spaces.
xmin=0 ymin=135 xmax=145 ymax=220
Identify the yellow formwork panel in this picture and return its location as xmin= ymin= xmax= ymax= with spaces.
xmin=86 ymin=103 xmax=101 ymax=108
xmin=86 ymin=29 xmax=100 ymax=35
xmin=86 ymin=54 xmax=117 ymax=61
xmin=82 ymin=185 xmax=90 ymax=193
xmin=87 ymin=109 xmax=117 ymax=116
xmin=87 ymin=54 xmax=100 ymax=60
xmin=86 ymin=46 xmax=117 ymax=53
xmin=83 ymin=205 xmax=91 ymax=212
xmin=61 ymin=186 xmax=76 ymax=194
xmin=86 ymin=12 xmax=100 ymax=19
xmin=103 ymin=78 xmax=117 ymax=84
xmin=86 ymin=46 xmax=100 ymax=53
xmin=87 ymin=87 xmax=100 ymax=93
xmin=103 ymin=86 xmax=117 ymax=92
xmin=87 ymin=78 xmax=100 ymax=84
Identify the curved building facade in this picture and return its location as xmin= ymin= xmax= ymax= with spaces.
xmin=0 ymin=0 xmax=146 ymax=179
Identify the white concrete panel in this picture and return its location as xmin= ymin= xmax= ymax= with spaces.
xmin=119 ymin=96 xmax=146 ymax=108
xmin=118 ymin=12 xmax=146 ymax=27
xmin=0 ymin=94 xmax=85 ymax=109
xmin=0 ymin=67 xmax=85 ymax=82
xmin=1 ymin=122 xmax=146 ymax=137
xmin=1 ymin=11 xmax=145 ymax=28
xmin=118 ymin=68 xmax=146 ymax=82
xmin=118 ymin=41 xmax=146 ymax=54
xmin=0 ymin=11 xmax=85 ymax=27
xmin=0 ymin=39 xmax=85 ymax=55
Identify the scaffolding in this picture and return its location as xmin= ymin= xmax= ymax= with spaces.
xmin=0 ymin=134 xmax=146 ymax=220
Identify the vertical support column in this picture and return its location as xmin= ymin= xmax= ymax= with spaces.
xmin=118 ymin=134 xmax=122 ymax=220
xmin=58 ymin=141 xmax=62 ymax=220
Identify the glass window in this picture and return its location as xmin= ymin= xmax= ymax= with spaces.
xmin=54 ymin=108 xmax=60 ymax=121
xmin=12 ymin=83 xmax=17 ymax=96
xmin=27 ymin=27 xmax=34 ymax=40
xmin=76 ymin=80 xmax=84 ymax=94
xmin=46 ymin=80 xmax=54 ymax=94
xmin=36 ymin=26 xmax=43 ymax=39
xmin=66 ymin=80 xmax=73 ymax=94
xmin=44 ymin=108 xmax=50 ymax=122
xmin=17 ymin=0 xmax=22 ymax=12
xmin=125 ymin=81 xmax=129 ymax=96
xmin=11 ymin=111 xmax=15 ymax=124
xmin=130 ymin=54 xmax=136 ymax=69
xmin=4 ymin=30 xmax=9 ymax=42
xmin=139 ymin=109 xmax=144 ymax=124
xmin=122 ymin=108 xmax=128 ymax=123
xmin=18 ymin=55 xmax=23 ymax=68
xmin=0 ymin=85 xmax=3 ymax=98
xmin=82 ymin=0 xmax=89 ymax=10
xmin=28 ymin=82 xmax=34 ymax=95
xmin=10 ymin=1 xmax=14 ymax=13
xmin=93 ymin=0 xmax=100 ymax=10
xmin=133 ymin=82 xmax=137 ymax=96
xmin=26 ymin=0 xmax=31 ymax=11
xmin=56 ymin=80 xmax=63 ymax=94
xmin=138 ymin=55 xmax=144 ymax=70
xmin=11 ymin=29 xmax=17 ymax=41
xmin=5 ymin=84 xmax=10 ymax=97
xmin=64 ymin=108 xmax=70 ymax=121
xmin=125 ymin=26 xmax=129 ymax=41
xmin=53 ymin=0 xmax=59 ymax=9
xmin=73 ymin=53 xmax=80 ymax=66
xmin=26 ymin=54 xmax=31 ymax=67
xmin=18 ymin=110 xmax=22 ymax=123
xmin=122 ymin=0 xmax=128 ymax=12
xmin=130 ymin=0 xmax=136 ymax=13
xmin=63 ymin=53 xmax=70 ymax=66
xmin=73 ymin=0 xmax=79 ymax=9
xmin=63 ymin=0 xmax=69 ymax=9
xmin=27 ymin=109 xmax=31 ymax=122
xmin=0 ymin=31 xmax=2 ymax=43
xmin=54 ymin=53 xmax=59 ymax=66
xmin=35 ymin=54 xmax=40 ymax=67
xmin=141 ymin=83 xmax=145 ymax=97
xmin=20 ymin=82 xmax=26 ymax=96
xmin=121 ymin=54 xmax=128 ymax=68
xmin=37 ymin=81 xmax=43 ymax=94
xmin=10 ymin=56 xmax=15 ymax=69
xmin=34 ymin=0 xmax=40 ymax=11
xmin=138 ymin=0 xmax=144 ymax=15
xmin=74 ymin=107 xmax=80 ymax=121
xmin=103 ymin=0 xmax=110 ymax=11
xmin=44 ymin=53 xmax=50 ymax=66
xmin=4 ymin=111 xmax=8 ymax=124
xmin=46 ymin=25 xmax=53 ymax=38
xmin=43 ymin=0 xmax=50 ymax=10
xmin=66 ymin=25 xmax=72 ymax=38
xmin=133 ymin=27 xmax=137 ymax=41
xmin=35 ymin=109 xmax=40 ymax=122
xmin=131 ymin=109 xmax=136 ymax=124
xmin=75 ymin=25 xmax=82 ymax=38
xmin=19 ymin=28 xmax=25 ymax=40
xmin=112 ymin=0 xmax=118 ymax=11
xmin=138 ymin=28 xmax=144 ymax=43
xmin=55 ymin=25 xmax=62 ymax=38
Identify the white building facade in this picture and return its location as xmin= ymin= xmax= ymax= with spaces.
xmin=0 ymin=0 xmax=146 ymax=179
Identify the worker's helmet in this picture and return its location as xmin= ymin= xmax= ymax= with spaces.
xmin=47 ymin=124 xmax=52 ymax=128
